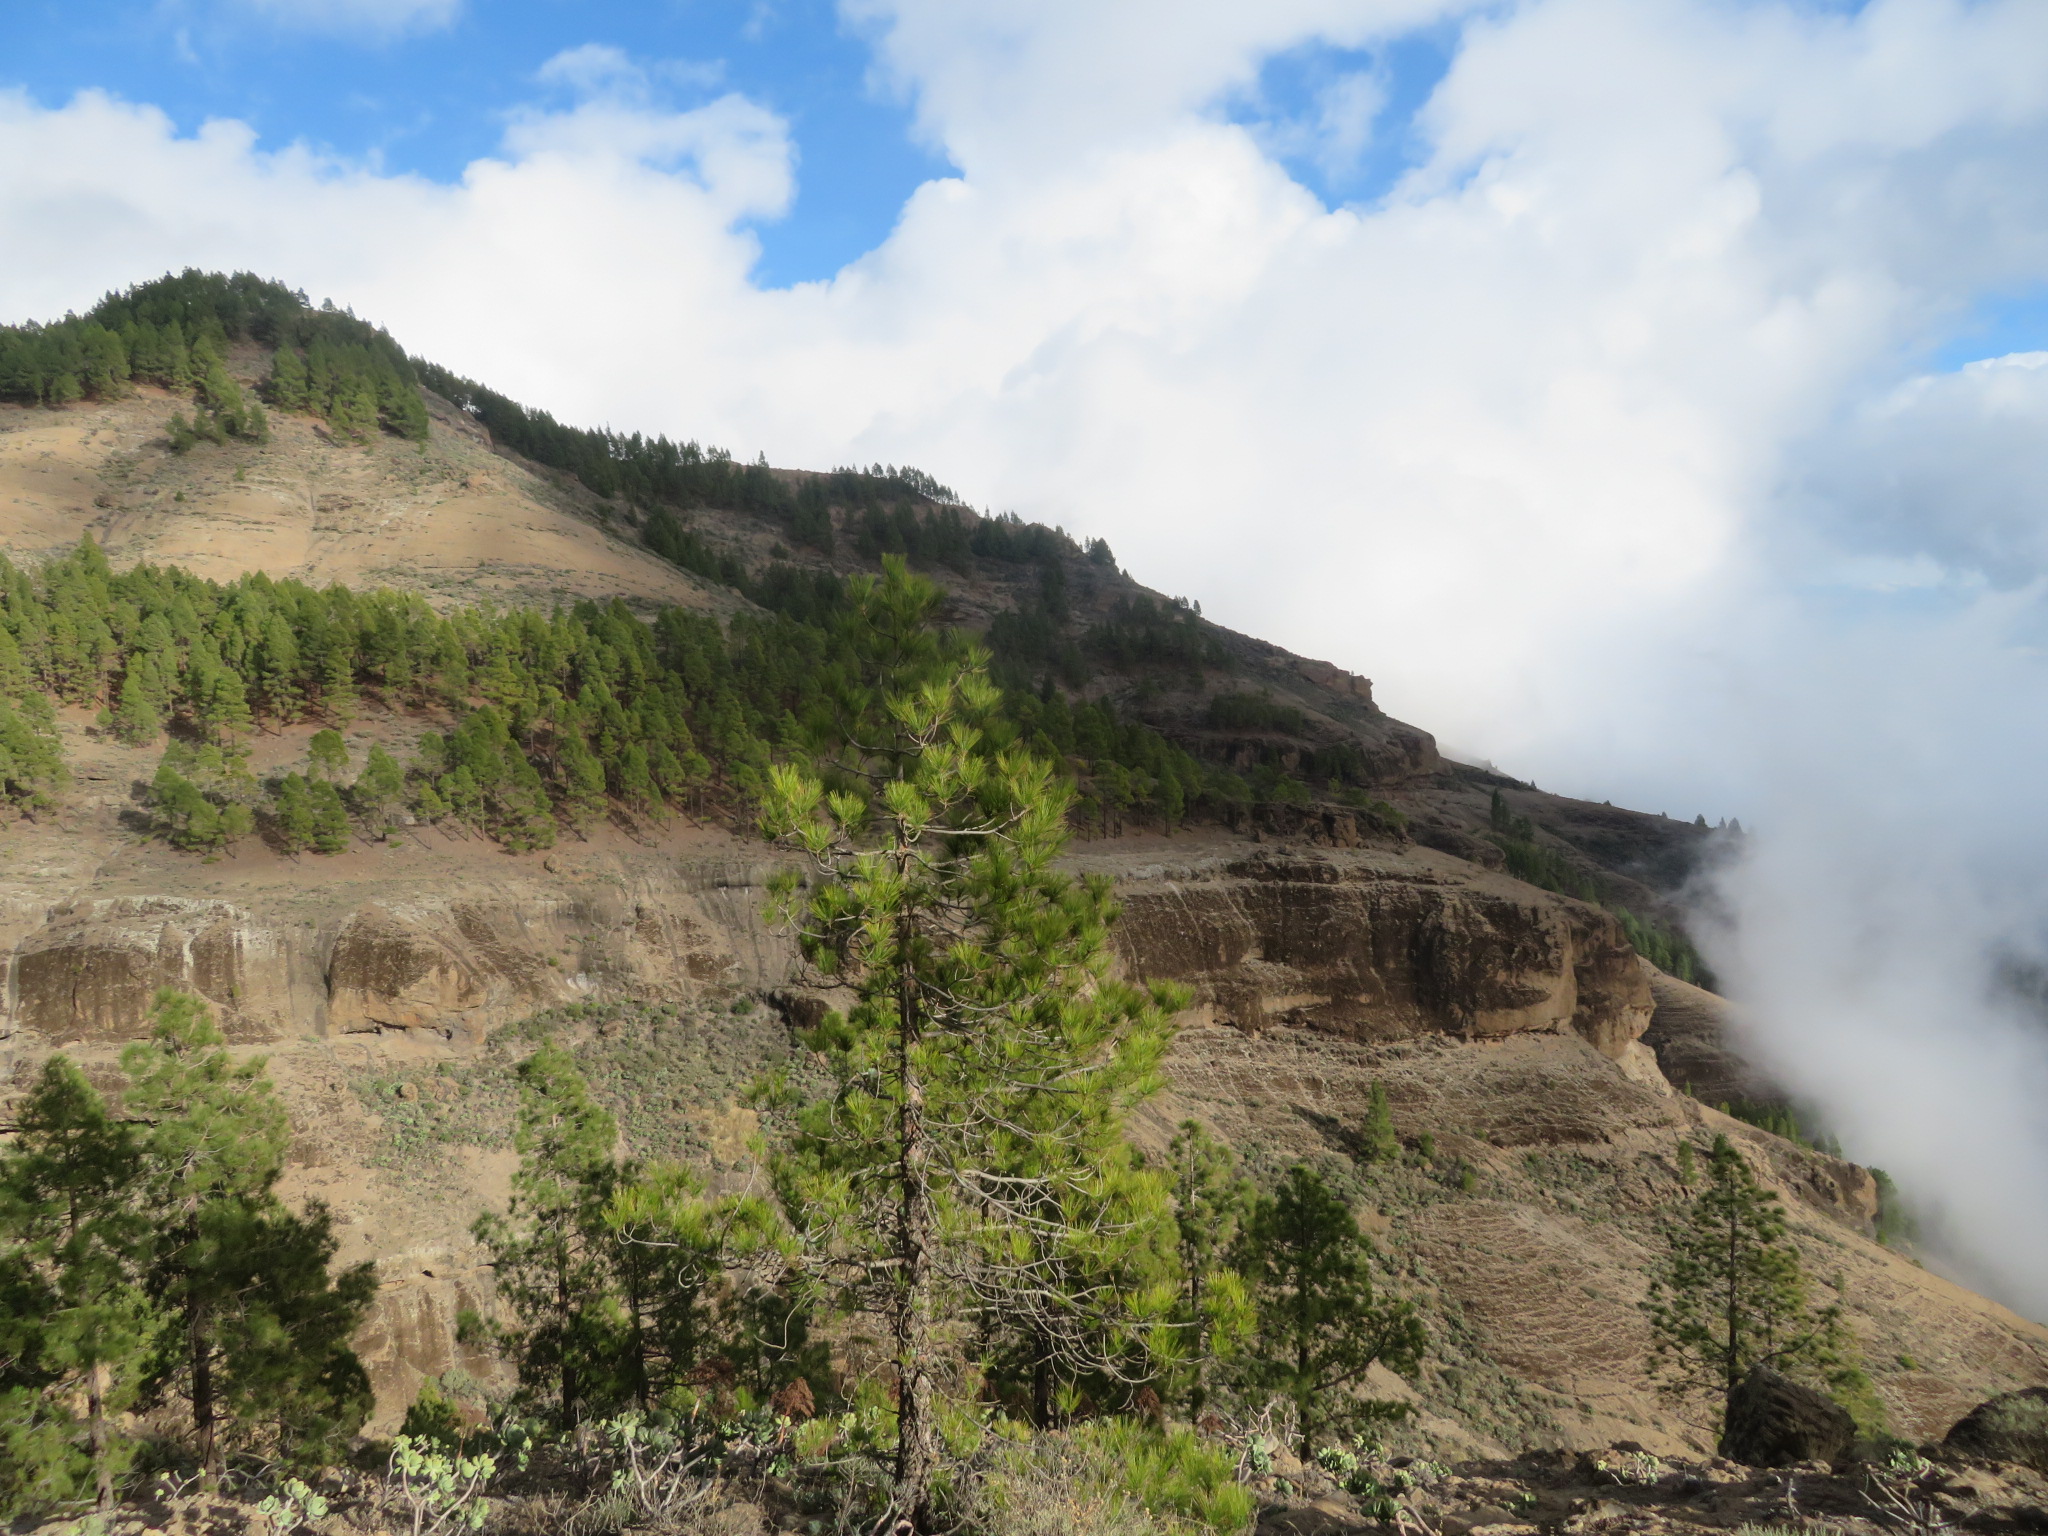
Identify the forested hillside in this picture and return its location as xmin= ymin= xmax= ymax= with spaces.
xmin=0 ymin=269 xmax=1700 ymax=976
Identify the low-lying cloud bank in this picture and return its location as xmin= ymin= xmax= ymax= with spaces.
xmin=3 ymin=0 xmax=2048 ymax=1315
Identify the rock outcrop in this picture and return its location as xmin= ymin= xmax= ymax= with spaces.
xmin=1103 ymin=849 xmax=1653 ymax=1061
xmin=1947 ymin=1387 xmax=2048 ymax=1472
xmin=1720 ymin=1367 xmax=1856 ymax=1467
xmin=0 ymin=854 xmax=800 ymax=1049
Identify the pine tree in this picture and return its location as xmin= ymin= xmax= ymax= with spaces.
xmin=470 ymin=1042 xmax=621 ymax=1425
xmin=555 ymin=731 xmax=607 ymax=827
xmin=599 ymin=1162 xmax=777 ymax=1412
xmin=1232 ymin=1165 xmax=1426 ymax=1457
xmin=0 ymin=695 xmax=68 ymax=811
xmin=613 ymin=742 xmax=659 ymax=816
xmin=308 ymin=779 xmax=351 ymax=854
xmin=109 ymin=667 xmax=162 ymax=746
xmin=266 ymin=347 xmax=309 ymax=413
xmin=1164 ymin=1121 xmax=1252 ymax=1417
xmin=150 ymin=761 xmax=224 ymax=851
xmin=251 ymin=617 xmax=301 ymax=720
xmin=1361 ymin=1080 xmax=1400 ymax=1164
xmin=307 ymin=728 xmax=348 ymax=781
xmin=328 ymin=378 xmax=378 ymax=445
xmin=760 ymin=559 xmax=1183 ymax=1531
xmin=0 ymin=1057 xmax=162 ymax=1510
xmin=274 ymin=772 xmax=315 ymax=854
xmin=320 ymin=647 xmax=357 ymax=724
xmin=353 ymin=744 xmax=405 ymax=831
xmin=121 ymin=991 xmax=375 ymax=1478
xmin=1642 ymin=1133 xmax=1851 ymax=1437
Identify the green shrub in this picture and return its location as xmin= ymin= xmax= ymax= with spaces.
xmin=981 ymin=1424 xmax=1251 ymax=1536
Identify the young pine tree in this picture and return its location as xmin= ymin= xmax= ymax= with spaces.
xmin=470 ymin=1041 xmax=622 ymax=1426
xmin=1642 ymin=1133 xmax=1852 ymax=1439
xmin=121 ymin=990 xmax=375 ymax=1479
xmin=0 ymin=1058 xmax=162 ymax=1511
xmin=1164 ymin=1121 xmax=1253 ymax=1418
xmin=760 ymin=559 xmax=1183 ymax=1532
xmin=1232 ymin=1165 xmax=1426 ymax=1458
xmin=1360 ymin=1080 xmax=1400 ymax=1164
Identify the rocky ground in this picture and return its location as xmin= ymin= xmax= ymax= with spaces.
xmin=1256 ymin=1443 xmax=2048 ymax=1536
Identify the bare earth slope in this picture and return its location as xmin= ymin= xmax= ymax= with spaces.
xmin=0 ymin=366 xmax=740 ymax=617
xmin=0 ymin=383 xmax=2039 ymax=1460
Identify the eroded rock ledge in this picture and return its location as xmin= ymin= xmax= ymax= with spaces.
xmin=1104 ymin=849 xmax=1654 ymax=1062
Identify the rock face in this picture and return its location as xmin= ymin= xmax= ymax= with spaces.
xmin=0 ymin=856 xmax=800 ymax=1049
xmin=1720 ymin=1367 xmax=1856 ymax=1467
xmin=1640 ymin=968 xmax=1785 ymax=1107
xmin=1103 ymin=849 xmax=1654 ymax=1061
xmin=1947 ymin=1387 xmax=2048 ymax=1472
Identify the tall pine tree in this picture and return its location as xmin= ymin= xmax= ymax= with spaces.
xmin=0 ymin=1058 xmax=161 ymax=1510
xmin=121 ymin=990 xmax=374 ymax=1478
xmin=1232 ymin=1165 xmax=1425 ymax=1457
xmin=1642 ymin=1133 xmax=1852 ymax=1439
xmin=761 ymin=559 xmax=1183 ymax=1532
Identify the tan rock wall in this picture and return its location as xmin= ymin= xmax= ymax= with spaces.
xmin=1109 ymin=852 xmax=1653 ymax=1061
xmin=0 ymin=855 xmax=803 ymax=1049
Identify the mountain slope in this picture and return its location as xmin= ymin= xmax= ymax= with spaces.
xmin=0 ymin=272 xmax=2032 ymax=1463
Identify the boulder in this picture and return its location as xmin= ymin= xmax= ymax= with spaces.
xmin=1946 ymin=1387 xmax=2048 ymax=1473
xmin=1721 ymin=1366 xmax=1856 ymax=1467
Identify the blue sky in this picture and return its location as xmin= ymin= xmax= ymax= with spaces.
xmin=5 ymin=1 xmax=2038 ymax=362
xmin=2 ymin=1 xmax=1477 ymax=292
xmin=0 ymin=0 xmax=957 ymax=287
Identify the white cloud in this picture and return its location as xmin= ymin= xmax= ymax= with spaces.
xmin=228 ymin=0 xmax=461 ymax=39
xmin=5 ymin=0 xmax=2048 ymax=1312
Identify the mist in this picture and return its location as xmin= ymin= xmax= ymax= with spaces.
xmin=1686 ymin=364 xmax=2048 ymax=1321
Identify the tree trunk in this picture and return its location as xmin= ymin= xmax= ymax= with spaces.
xmin=191 ymin=1302 xmax=220 ymax=1484
xmin=89 ymin=1361 xmax=111 ymax=1510
xmin=558 ymin=1258 xmax=580 ymax=1427
xmin=893 ymin=909 xmax=939 ymax=1534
